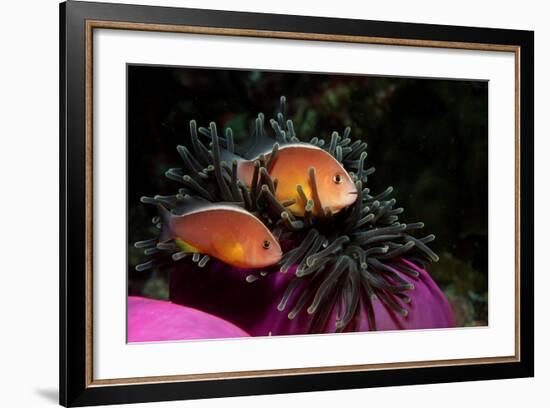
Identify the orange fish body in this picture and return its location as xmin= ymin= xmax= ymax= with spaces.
xmin=159 ymin=205 xmax=282 ymax=269
xmin=237 ymin=144 xmax=357 ymax=216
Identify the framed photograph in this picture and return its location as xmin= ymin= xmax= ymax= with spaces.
xmin=60 ymin=1 xmax=534 ymax=406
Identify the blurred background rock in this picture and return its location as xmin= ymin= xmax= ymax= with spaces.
xmin=127 ymin=66 xmax=488 ymax=327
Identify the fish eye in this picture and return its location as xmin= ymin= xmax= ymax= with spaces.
xmin=262 ymin=240 xmax=271 ymax=250
xmin=333 ymin=174 xmax=343 ymax=184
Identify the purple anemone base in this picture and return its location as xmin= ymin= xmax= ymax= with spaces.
xmin=127 ymin=296 xmax=250 ymax=342
xmin=169 ymin=258 xmax=455 ymax=338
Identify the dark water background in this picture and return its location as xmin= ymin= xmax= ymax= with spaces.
xmin=127 ymin=65 xmax=488 ymax=327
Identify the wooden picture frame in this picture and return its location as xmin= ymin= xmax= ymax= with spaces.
xmin=60 ymin=1 xmax=534 ymax=406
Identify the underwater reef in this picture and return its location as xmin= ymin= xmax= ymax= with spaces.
xmin=131 ymin=97 xmax=455 ymax=340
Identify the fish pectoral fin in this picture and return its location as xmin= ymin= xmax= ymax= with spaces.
xmin=211 ymin=234 xmax=244 ymax=264
xmin=174 ymin=238 xmax=200 ymax=253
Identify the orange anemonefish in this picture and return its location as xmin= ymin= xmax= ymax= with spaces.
xmin=158 ymin=204 xmax=282 ymax=269
xmin=235 ymin=144 xmax=358 ymax=216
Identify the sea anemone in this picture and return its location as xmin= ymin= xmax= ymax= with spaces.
xmin=134 ymin=97 xmax=454 ymax=336
xmin=128 ymin=296 xmax=249 ymax=342
xmin=168 ymin=259 xmax=453 ymax=336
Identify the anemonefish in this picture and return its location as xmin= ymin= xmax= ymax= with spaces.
xmin=235 ymin=144 xmax=358 ymax=216
xmin=158 ymin=204 xmax=282 ymax=269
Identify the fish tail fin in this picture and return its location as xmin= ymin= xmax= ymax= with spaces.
xmin=157 ymin=205 xmax=173 ymax=242
xmin=157 ymin=204 xmax=200 ymax=254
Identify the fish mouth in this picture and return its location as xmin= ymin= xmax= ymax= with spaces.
xmin=344 ymin=190 xmax=359 ymax=207
xmin=328 ymin=204 xmax=347 ymax=214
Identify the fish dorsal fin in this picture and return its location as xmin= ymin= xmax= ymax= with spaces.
xmin=206 ymin=121 xmax=278 ymax=161
xmin=218 ymin=147 xmax=245 ymax=166
xmin=171 ymin=196 xmax=215 ymax=216
xmin=243 ymin=96 xmax=300 ymax=158
xmin=251 ymin=142 xmax=321 ymax=163
xmin=242 ymin=126 xmax=278 ymax=160
xmin=171 ymin=199 xmax=250 ymax=224
xmin=198 ymin=96 xmax=298 ymax=161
